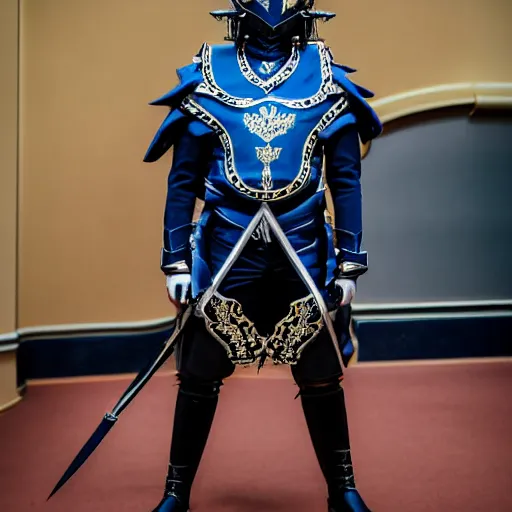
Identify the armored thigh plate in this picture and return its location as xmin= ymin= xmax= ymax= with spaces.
xmin=201 ymin=291 xmax=324 ymax=366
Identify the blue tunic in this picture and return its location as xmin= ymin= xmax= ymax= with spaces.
xmin=145 ymin=41 xmax=382 ymax=300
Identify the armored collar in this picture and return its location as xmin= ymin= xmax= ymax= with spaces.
xmin=195 ymin=42 xmax=343 ymax=110
xmin=237 ymin=44 xmax=300 ymax=94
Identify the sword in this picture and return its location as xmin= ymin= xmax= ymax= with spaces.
xmin=48 ymin=305 xmax=193 ymax=500
xmin=48 ymin=211 xmax=265 ymax=500
xmin=49 ymin=204 xmax=344 ymax=499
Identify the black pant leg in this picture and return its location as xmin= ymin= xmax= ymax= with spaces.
xmin=177 ymin=315 xmax=236 ymax=382
xmin=154 ymin=316 xmax=235 ymax=509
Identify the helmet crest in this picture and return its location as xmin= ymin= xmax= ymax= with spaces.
xmin=211 ymin=1 xmax=334 ymax=44
xmin=232 ymin=0 xmax=315 ymax=29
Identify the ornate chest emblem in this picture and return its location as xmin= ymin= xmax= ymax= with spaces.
xmin=244 ymin=105 xmax=296 ymax=143
xmin=243 ymin=106 xmax=296 ymax=190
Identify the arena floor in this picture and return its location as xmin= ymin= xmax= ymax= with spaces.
xmin=1 ymin=359 xmax=511 ymax=511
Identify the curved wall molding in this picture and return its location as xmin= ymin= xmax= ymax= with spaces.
xmin=0 ymin=395 xmax=23 ymax=413
xmin=360 ymin=82 xmax=512 ymax=157
xmin=371 ymin=82 xmax=512 ymax=124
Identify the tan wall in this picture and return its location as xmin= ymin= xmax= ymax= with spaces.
xmin=0 ymin=0 xmax=20 ymax=410
xmin=18 ymin=0 xmax=512 ymax=328
xmin=0 ymin=0 xmax=18 ymax=335
xmin=0 ymin=352 xmax=21 ymax=412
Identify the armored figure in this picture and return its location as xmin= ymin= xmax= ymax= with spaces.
xmin=144 ymin=1 xmax=382 ymax=511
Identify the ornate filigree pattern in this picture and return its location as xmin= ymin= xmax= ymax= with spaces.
xmin=195 ymin=42 xmax=344 ymax=110
xmin=237 ymin=45 xmax=301 ymax=93
xmin=243 ymin=105 xmax=296 ymax=189
xmin=243 ymin=105 xmax=296 ymax=143
xmin=180 ymin=96 xmax=349 ymax=201
xmin=266 ymin=295 xmax=324 ymax=364
xmin=256 ymin=144 xmax=282 ymax=190
xmin=202 ymin=293 xmax=324 ymax=365
xmin=203 ymin=293 xmax=265 ymax=365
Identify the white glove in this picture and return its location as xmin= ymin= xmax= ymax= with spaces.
xmin=335 ymin=278 xmax=356 ymax=306
xmin=166 ymin=274 xmax=191 ymax=306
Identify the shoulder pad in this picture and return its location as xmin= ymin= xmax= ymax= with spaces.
xmin=331 ymin=62 xmax=382 ymax=143
xmin=143 ymin=109 xmax=188 ymax=163
xmin=144 ymin=48 xmax=208 ymax=162
xmin=149 ymin=52 xmax=204 ymax=108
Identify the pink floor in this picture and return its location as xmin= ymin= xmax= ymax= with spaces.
xmin=1 ymin=360 xmax=511 ymax=511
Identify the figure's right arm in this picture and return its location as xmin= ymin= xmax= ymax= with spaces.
xmin=161 ymin=123 xmax=209 ymax=275
xmin=143 ymin=52 xmax=209 ymax=275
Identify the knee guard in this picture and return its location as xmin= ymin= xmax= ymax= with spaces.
xmin=177 ymin=373 xmax=223 ymax=399
xmin=297 ymin=375 xmax=344 ymax=398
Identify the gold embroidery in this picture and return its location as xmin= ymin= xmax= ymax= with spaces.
xmin=243 ymin=105 xmax=296 ymax=143
xmin=203 ymin=294 xmax=265 ymax=365
xmin=266 ymin=295 xmax=324 ymax=365
xmin=181 ymin=96 xmax=349 ymax=201
xmin=202 ymin=292 xmax=323 ymax=366
xmin=256 ymin=144 xmax=282 ymax=190
xmin=196 ymin=42 xmax=343 ymax=110
xmin=237 ymin=45 xmax=300 ymax=94
xmin=243 ymin=105 xmax=296 ymax=189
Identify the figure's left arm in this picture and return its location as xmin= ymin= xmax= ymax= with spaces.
xmin=322 ymin=58 xmax=383 ymax=302
xmin=324 ymin=125 xmax=368 ymax=282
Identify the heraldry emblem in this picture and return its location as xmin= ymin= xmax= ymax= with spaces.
xmin=243 ymin=105 xmax=296 ymax=190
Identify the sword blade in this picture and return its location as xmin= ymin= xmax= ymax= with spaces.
xmin=47 ymin=414 xmax=117 ymax=500
xmin=111 ymin=306 xmax=192 ymax=417
xmin=48 ymin=305 xmax=193 ymax=499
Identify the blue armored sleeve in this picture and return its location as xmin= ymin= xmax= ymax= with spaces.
xmin=324 ymin=125 xmax=368 ymax=277
xmin=160 ymin=123 xmax=211 ymax=272
xmin=143 ymin=49 xmax=213 ymax=272
xmin=320 ymin=59 xmax=382 ymax=278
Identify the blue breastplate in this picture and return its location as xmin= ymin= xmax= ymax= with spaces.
xmin=181 ymin=42 xmax=348 ymax=203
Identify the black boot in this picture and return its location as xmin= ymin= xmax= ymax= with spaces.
xmin=151 ymin=375 xmax=222 ymax=512
xmin=299 ymin=379 xmax=373 ymax=512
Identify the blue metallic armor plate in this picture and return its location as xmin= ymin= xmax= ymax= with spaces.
xmin=182 ymin=42 xmax=348 ymax=202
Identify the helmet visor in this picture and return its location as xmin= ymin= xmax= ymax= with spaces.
xmin=233 ymin=0 xmax=314 ymax=29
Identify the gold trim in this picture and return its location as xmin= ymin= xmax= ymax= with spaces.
xmin=181 ymin=96 xmax=348 ymax=201
xmin=202 ymin=292 xmax=266 ymax=365
xmin=0 ymin=394 xmax=23 ymax=413
xmin=237 ymin=44 xmax=301 ymax=93
xmin=196 ymin=42 xmax=342 ymax=110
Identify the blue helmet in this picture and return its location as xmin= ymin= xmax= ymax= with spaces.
xmin=232 ymin=0 xmax=315 ymax=29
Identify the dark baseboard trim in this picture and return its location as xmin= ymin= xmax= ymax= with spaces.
xmin=17 ymin=323 xmax=175 ymax=385
xmin=354 ymin=314 xmax=512 ymax=362
xmin=15 ymin=304 xmax=512 ymax=383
